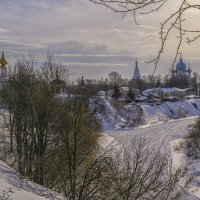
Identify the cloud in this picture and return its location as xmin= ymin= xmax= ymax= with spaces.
xmin=48 ymin=41 xmax=108 ymax=55
xmin=46 ymin=41 xmax=135 ymax=73
xmin=0 ymin=0 xmax=198 ymax=79
xmin=56 ymin=54 xmax=132 ymax=57
xmin=63 ymin=62 xmax=128 ymax=67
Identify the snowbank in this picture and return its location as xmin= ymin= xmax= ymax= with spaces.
xmin=98 ymin=97 xmax=200 ymax=129
xmin=98 ymin=97 xmax=142 ymax=130
xmin=142 ymin=99 xmax=200 ymax=125
xmin=0 ymin=161 xmax=66 ymax=200
xmin=171 ymin=139 xmax=200 ymax=199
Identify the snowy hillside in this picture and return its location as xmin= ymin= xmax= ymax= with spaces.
xmin=98 ymin=97 xmax=200 ymax=129
xmin=98 ymin=97 xmax=142 ymax=130
xmin=0 ymin=160 xmax=66 ymax=200
xmin=141 ymin=99 xmax=200 ymax=125
xmin=171 ymin=139 xmax=200 ymax=197
xmin=0 ymin=113 xmax=65 ymax=200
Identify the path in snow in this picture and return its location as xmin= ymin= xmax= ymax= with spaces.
xmin=104 ymin=116 xmax=200 ymax=200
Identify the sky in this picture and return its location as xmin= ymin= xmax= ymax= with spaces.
xmin=0 ymin=0 xmax=200 ymax=80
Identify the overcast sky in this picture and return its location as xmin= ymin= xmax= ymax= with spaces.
xmin=0 ymin=0 xmax=200 ymax=79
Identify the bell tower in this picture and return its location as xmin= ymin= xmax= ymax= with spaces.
xmin=133 ymin=61 xmax=141 ymax=80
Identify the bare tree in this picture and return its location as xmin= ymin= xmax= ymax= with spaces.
xmin=108 ymin=71 xmax=122 ymax=85
xmin=89 ymin=0 xmax=200 ymax=75
xmin=46 ymin=132 xmax=189 ymax=199
xmin=48 ymin=94 xmax=102 ymax=199
xmin=41 ymin=54 xmax=70 ymax=84
xmin=2 ymin=56 xmax=62 ymax=184
xmin=103 ymin=137 xmax=190 ymax=200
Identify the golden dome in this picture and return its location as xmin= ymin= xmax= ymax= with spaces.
xmin=0 ymin=52 xmax=8 ymax=68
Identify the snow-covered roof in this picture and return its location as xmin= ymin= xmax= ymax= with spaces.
xmin=120 ymin=87 xmax=129 ymax=92
xmin=142 ymin=88 xmax=154 ymax=96
xmin=97 ymin=90 xmax=106 ymax=96
xmin=55 ymin=93 xmax=70 ymax=98
xmin=158 ymin=88 xmax=186 ymax=93
xmin=135 ymin=95 xmax=148 ymax=101
xmin=142 ymin=87 xmax=186 ymax=97
xmin=185 ymin=95 xmax=199 ymax=99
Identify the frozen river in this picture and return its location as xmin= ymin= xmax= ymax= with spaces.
xmin=105 ymin=117 xmax=197 ymax=146
xmin=103 ymin=116 xmax=200 ymax=200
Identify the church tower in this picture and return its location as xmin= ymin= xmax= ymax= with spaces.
xmin=80 ymin=75 xmax=86 ymax=86
xmin=133 ymin=61 xmax=141 ymax=80
xmin=0 ymin=51 xmax=8 ymax=80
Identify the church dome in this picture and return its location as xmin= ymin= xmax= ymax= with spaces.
xmin=176 ymin=56 xmax=187 ymax=71
xmin=0 ymin=51 xmax=8 ymax=68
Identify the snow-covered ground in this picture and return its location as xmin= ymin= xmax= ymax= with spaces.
xmin=99 ymin=98 xmax=200 ymax=129
xmin=141 ymin=99 xmax=200 ymax=125
xmin=98 ymin=97 xmax=142 ymax=130
xmin=171 ymin=138 xmax=200 ymax=199
xmin=0 ymin=160 xmax=66 ymax=200
xmin=1 ymin=98 xmax=200 ymax=199
xmin=0 ymin=111 xmax=66 ymax=200
xmin=100 ymin=98 xmax=200 ymax=199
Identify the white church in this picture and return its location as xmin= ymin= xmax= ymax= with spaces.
xmin=170 ymin=54 xmax=192 ymax=79
xmin=133 ymin=55 xmax=192 ymax=82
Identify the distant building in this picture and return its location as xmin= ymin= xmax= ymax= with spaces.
xmin=171 ymin=54 xmax=192 ymax=81
xmin=97 ymin=90 xmax=106 ymax=96
xmin=80 ymin=75 xmax=86 ymax=87
xmin=131 ymin=61 xmax=144 ymax=90
xmin=153 ymin=88 xmax=186 ymax=99
xmin=0 ymin=51 xmax=8 ymax=81
xmin=142 ymin=87 xmax=186 ymax=99
xmin=119 ymin=87 xmax=139 ymax=97
xmin=133 ymin=61 xmax=141 ymax=80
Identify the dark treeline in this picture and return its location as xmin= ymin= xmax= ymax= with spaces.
xmin=75 ymin=71 xmax=200 ymax=97
xmin=0 ymin=56 xmax=190 ymax=199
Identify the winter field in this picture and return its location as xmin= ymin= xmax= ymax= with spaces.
xmin=1 ymin=98 xmax=200 ymax=199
